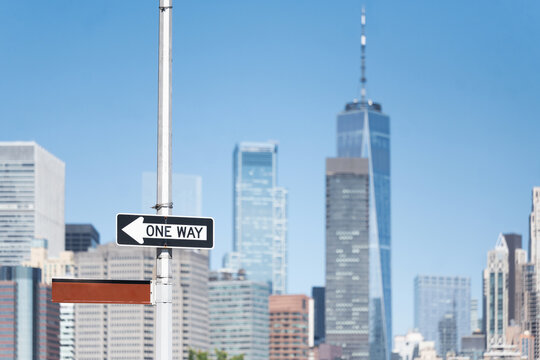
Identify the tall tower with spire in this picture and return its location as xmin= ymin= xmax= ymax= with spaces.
xmin=325 ymin=7 xmax=392 ymax=360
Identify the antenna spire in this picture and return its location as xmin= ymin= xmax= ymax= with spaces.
xmin=360 ymin=6 xmax=367 ymax=106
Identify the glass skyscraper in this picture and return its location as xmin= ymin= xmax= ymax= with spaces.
xmin=414 ymin=275 xmax=471 ymax=353
xmin=229 ymin=142 xmax=287 ymax=294
xmin=335 ymin=101 xmax=391 ymax=359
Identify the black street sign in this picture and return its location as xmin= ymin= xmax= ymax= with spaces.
xmin=116 ymin=213 xmax=214 ymax=249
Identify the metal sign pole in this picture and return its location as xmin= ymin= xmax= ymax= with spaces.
xmin=156 ymin=0 xmax=173 ymax=359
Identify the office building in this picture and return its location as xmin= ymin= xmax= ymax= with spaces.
xmin=317 ymin=344 xmax=343 ymax=360
xmin=142 ymin=172 xmax=202 ymax=216
xmin=0 ymin=266 xmax=60 ymax=358
xmin=438 ymin=312 xmax=457 ymax=359
xmin=325 ymin=157 xmax=370 ymax=360
xmin=0 ymin=141 xmax=65 ymax=265
xmin=209 ymin=269 xmax=269 ymax=360
xmin=519 ymin=331 xmax=534 ymax=360
xmin=414 ymin=275 xmax=471 ymax=353
xmin=230 ymin=142 xmax=288 ymax=294
xmin=65 ymin=224 xmax=99 ymax=252
xmin=312 ymin=286 xmax=326 ymax=345
xmin=269 ymin=294 xmax=314 ymax=360
xmin=336 ymin=11 xmax=392 ymax=351
xmin=483 ymin=234 xmax=509 ymax=350
xmin=460 ymin=331 xmax=485 ymax=360
xmin=529 ymin=188 xmax=540 ymax=285
xmin=500 ymin=233 xmax=522 ymax=323
xmin=470 ymin=299 xmax=479 ymax=333
xmin=74 ymin=243 xmax=209 ymax=359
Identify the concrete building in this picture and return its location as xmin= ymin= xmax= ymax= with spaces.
xmin=0 ymin=141 xmax=65 ymax=265
xmin=460 ymin=331 xmax=485 ymax=360
xmin=529 ymin=187 xmax=540 ymax=288
xmin=225 ymin=142 xmax=288 ymax=294
xmin=209 ymin=269 xmax=269 ymax=360
xmin=0 ymin=266 xmax=60 ymax=358
xmin=325 ymin=157 xmax=370 ymax=360
xmin=483 ymin=234 xmax=509 ymax=350
xmin=413 ymin=341 xmax=442 ymax=360
xmin=65 ymin=224 xmax=99 ymax=253
xmin=312 ymin=286 xmax=326 ymax=346
xmin=269 ymin=294 xmax=314 ymax=360
xmin=317 ymin=344 xmax=344 ymax=360
xmin=414 ymin=275 xmax=471 ymax=353
xmin=74 ymin=243 xmax=209 ymax=359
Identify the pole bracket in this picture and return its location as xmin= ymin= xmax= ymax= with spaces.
xmin=152 ymin=202 xmax=173 ymax=211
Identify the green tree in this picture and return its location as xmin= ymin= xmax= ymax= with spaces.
xmin=188 ymin=349 xmax=244 ymax=360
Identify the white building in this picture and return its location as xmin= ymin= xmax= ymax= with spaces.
xmin=0 ymin=141 xmax=65 ymax=265
xmin=394 ymin=330 xmax=425 ymax=360
xmin=529 ymin=188 xmax=540 ymax=288
xmin=74 ymin=243 xmax=209 ymax=359
xmin=483 ymin=234 xmax=509 ymax=350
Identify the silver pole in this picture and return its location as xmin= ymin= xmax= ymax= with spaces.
xmin=156 ymin=0 xmax=172 ymax=359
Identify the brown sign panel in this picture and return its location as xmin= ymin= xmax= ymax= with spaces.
xmin=52 ymin=279 xmax=151 ymax=304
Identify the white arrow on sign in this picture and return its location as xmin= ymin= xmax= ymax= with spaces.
xmin=122 ymin=217 xmax=208 ymax=245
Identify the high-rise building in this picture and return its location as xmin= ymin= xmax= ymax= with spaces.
xmin=65 ymin=224 xmax=100 ymax=253
xmin=230 ymin=142 xmax=287 ymax=294
xmin=74 ymin=243 xmax=209 ymax=359
xmin=0 ymin=142 xmax=65 ymax=265
xmin=414 ymin=275 xmax=471 ymax=353
xmin=501 ymin=233 xmax=522 ymax=324
xmin=269 ymin=294 xmax=314 ymax=360
xmin=483 ymin=234 xmax=509 ymax=350
xmin=460 ymin=331 xmax=485 ymax=360
xmin=470 ymin=299 xmax=479 ymax=333
xmin=312 ymin=286 xmax=326 ymax=345
xmin=529 ymin=188 xmax=540 ymax=276
xmin=325 ymin=157 xmax=370 ymax=360
xmin=0 ymin=266 xmax=60 ymax=358
xmin=209 ymin=269 xmax=269 ymax=360
xmin=438 ymin=312 xmax=457 ymax=359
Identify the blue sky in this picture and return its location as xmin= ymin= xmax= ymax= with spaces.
xmin=1 ymin=1 xmax=539 ymax=336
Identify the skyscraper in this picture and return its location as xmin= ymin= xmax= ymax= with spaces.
xmin=333 ymin=9 xmax=391 ymax=358
xmin=65 ymin=224 xmax=100 ymax=253
xmin=0 ymin=142 xmax=65 ymax=265
xmin=230 ymin=142 xmax=287 ymax=294
xmin=483 ymin=234 xmax=509 ymax=350
xmin=414 ymin=275 xmax=471 ymax=353
xmin=502 ymin=233 xmax=522 ymax=323
xmin=529 ymin=187 xmax=540 ymax=289
xmin=325 ymin=157 xmax=370 ymax=360
xmin=312 ymin=286 xmax=326 ymax=345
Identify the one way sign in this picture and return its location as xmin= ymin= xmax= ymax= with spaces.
xmin=116 ymin=213 xmax=214 ymax=249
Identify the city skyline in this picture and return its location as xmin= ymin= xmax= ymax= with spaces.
xmin=1 ymin=0 xmax=539 ymax=337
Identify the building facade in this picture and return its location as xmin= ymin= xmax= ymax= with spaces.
xmin=74 ymin=243 xmax=209 ymax=359
xmin=230 ymin=142 xmax=287 ymax=294
xmin=209 ymin=269 xmax=269 ymax=360
xmin=483 ymin=234 xmax=509 ymax=350
xmin=414 ymin=275 xmax=471 ymax=353
xmin=0 ymin=142 xmax=65 ymax=265
xmin=0 ymin=266 xmax=60 ymax=359
xmin=325 ymin=157 xmax=370 ymax=360
xmin=312 ymin=286 xmax=326 ymax=345
xmin=65 ymin=224 xmax=100 ymax=253
xmin=269 ymin=294 xmax=314 ymax=360
xmin=336 ymin=99 xmax=391 ymax=359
